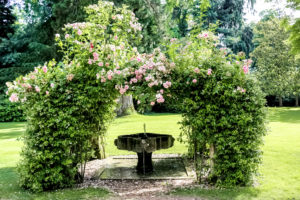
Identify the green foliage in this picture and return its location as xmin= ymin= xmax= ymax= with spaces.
xmin=110 ymin=0 xmax=166 ymax=52
xmin=168 ymin=32 xmax=266 ymax=186
xmin=7 ymin=1 xmax=141 ymax=191
xmin=0 ymin=95 xmax=25 ymax=122
xmin=288 ymin=19 xmax=300 ymax=55
xmin=0 ymin=0 xmax=16 ymax=40
xmin=0 ymin=67 xmax=31 ymax=122
xmin=7 ymin=0 xmax=266 ymax=190
xmin=192 ymin=0 xmax=255 ymax=56
xmin=251 ymin=17 xmax=295 ymax=101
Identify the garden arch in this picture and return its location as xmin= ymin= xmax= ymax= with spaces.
xmin=7 ymin=0 xmax=266 ymax=191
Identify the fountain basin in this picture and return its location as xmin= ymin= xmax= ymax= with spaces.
xmin=114 ymin=133 xmax=175 ymax=173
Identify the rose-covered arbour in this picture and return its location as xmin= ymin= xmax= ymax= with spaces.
xmin=6 ymin=0 xmax=266 ymax=192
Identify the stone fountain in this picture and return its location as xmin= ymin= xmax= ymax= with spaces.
xmin=114 ymin=124 xmax=175 ymax=174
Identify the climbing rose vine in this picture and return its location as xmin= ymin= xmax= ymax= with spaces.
xmin=6 ymin=0 xmax=266 ymax=191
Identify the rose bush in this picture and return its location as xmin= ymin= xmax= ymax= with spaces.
xmin=6 ymin=1 xmax=173 ymax=191
xmin=167 ymin=32 xmax=266 ymax=186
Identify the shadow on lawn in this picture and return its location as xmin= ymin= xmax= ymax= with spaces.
xmin=267 ymin=107 xmax=300 ymax=123
xmin=0 ymin=128 xmax=24 ymax=139
xmin=171 ymin=186 xmax=260 ymax=200
xmin=0 ymin=167 xmax=109 ymax=200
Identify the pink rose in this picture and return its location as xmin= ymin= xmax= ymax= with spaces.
xmin=150 ymin=101 xmax=155 ymax=106
xmin=50 ymin=83 xmax=55 ymax=88
xmin=93 ymin=52 xmax=99 ymax=61
xmin=65 ymin=34 xmax=70 ymax=39
xmin=131 ymin=78 xmax=138 ymax=83
xmin=157 ymin=98 xmax=165 ymax=103
xmin=119 ymin=88 xmax=126 ymax=95
xmin=42 ymin=65 xmax=47 ymax=73
xmin=67 ymin=74 xmax=74 ymax=81
xmin=88 ymin=59 xmax=93 ymax=65
xmin=35 ymin=86 xmax=40 ymax=93
xmin=107 ymin=75 xmax=112 ymax=80
xmin=194 ymin=68 xmax=200 ymax=73
xmin=77 ymin=29 xmax=82 ymax=35
xmin=96 ymin=73 xmax=100 ymax=79
xmin=192 ymin=79 xmax=197 ymax=83
xmin=137 ymin=100 xmax=141 ymax=104
xmin=243 ymin=65 xmax=249 ymax=74
xmin=163 ymin=81 xmax=172 ymax=88
xmin=207 ymin=68 xmax=212 ymax=75
xmin=9 ymin=93 xmax=19 ymax=102
xmin=46 ymin=91 xmax=49 ymax=95
xmin=105 ymin=63 xmax=109 ymax=67
xmin=98 ymin=62 xmax=103 ymax=67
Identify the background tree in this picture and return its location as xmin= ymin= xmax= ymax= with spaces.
xmin=286 ymin=0 xmax=300 ymax=55
xmin=0 ymin=0 xmax=16 ymax=40
xmin=290 ymin=59 xmax=300 ymax=106
xmin=191 ymin=0 xmax=256 ymax=57
xmin=251 ymin=16 xmax=295 ymax=106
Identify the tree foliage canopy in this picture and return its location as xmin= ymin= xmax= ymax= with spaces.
xmin=251 ymin=17 xmax=295 ymax=100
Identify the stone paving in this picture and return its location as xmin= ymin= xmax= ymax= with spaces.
xmin=79 ymin=154 xmax=197 ymax=199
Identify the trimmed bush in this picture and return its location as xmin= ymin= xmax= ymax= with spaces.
xmin=168 ymin=33 xmax=266 ymax=186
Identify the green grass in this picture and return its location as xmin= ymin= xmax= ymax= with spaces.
xmin=0 ymin=108 xmax=300 ymax=199
xmin=106 ymin=113 xmax=185 ymax=156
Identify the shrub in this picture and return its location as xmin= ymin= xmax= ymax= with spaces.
xmin=0 ymin=94 xmax=25 ymax=122
xmin=6 ymin=1 xmax=172 ymax=191
xmin=168 ymin=33 xmax=266 ymax=186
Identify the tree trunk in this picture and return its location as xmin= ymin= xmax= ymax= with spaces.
xmin=116 ymin=95 xmax=135 ymax=116
xmin=209 ymin=143 xmax=215 ymax=172
xmin=279 ymin=96 xmax=283 ymax=107
xmin=296 ymin=95 xmax=299 ymax=107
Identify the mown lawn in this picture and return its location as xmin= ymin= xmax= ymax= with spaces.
xmin=0 ymin=108 xmax=300 ymax=199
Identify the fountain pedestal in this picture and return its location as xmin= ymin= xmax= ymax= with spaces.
xmin=137 ymin=152 xmax=153 ymax=173
xmin=114 ymin=133 xmax=175 ymax=174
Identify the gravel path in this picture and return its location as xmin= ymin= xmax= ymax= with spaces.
xmin=77 ymin=155 xmax=201 ymax=199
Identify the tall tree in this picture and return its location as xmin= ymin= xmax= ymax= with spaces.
xmin=0 ymin=0 xmax=16 ymax=40
xmin=286 ymin=0 xmax=300 ymax=55
xmin=290 ymin=59 xmax=300 ymax=106
xmin=191 ymin=0 xmax=256 ymax=57
xmin=251 ymin=17 xmax=295 ymax=106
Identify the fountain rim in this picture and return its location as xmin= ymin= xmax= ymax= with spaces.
xmin=116 ymin=132 xmax=175 ymax=139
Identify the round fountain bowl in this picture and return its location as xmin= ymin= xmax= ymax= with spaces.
xmin=114 ymin=133 xmax=175 ymax=153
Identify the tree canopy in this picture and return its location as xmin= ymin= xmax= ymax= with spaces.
xmin=251 ymin=16 xmax=295 ymax=106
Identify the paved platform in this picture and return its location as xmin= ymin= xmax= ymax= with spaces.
xmin=94 ymin=154 xmax=195 ymax=180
